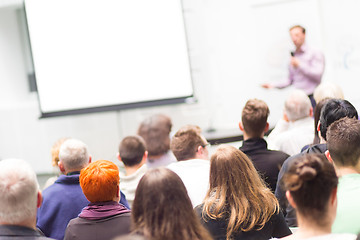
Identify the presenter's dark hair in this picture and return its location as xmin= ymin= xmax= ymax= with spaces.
xmin=319 ymin=99 xmax=358 ymax=140
xmin=283 ymin=154 xmax=337 ymax=223
xmin=132 ymin=168 xmax=212 ymax=240
xmin=290 ymin=25 xmax=306 ymax=34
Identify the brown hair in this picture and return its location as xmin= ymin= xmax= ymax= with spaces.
xmin=241 ymin=99 xmax=269 ymax=138
xmin=170 ymin=125 xmax=207 ymax=161
xmin=327 ymin=117 xmax=360 ymax=167
xmin=202 ymin=145 xmax=279 ymax=240
xmin=132 ymin=168 xmax=212 ymax=240
xmin=137 ymin=114 xmax=172 ymax=157
xmin=119 ymin=136 xmax=146 ymax=167
xmin=290 ymin=25 xmax=306 ymax=34
xmin=283 ymin=154 xmax=338 ymax=223
xmin=80 ymin=160 xmax=119 ymax=202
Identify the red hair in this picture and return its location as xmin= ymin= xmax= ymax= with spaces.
xmin=80 ymin=160 xmax=119 ymax=202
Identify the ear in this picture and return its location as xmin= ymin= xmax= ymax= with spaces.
xmin=283 ymin=113 xmax=289 ymax=122
xmin=116 ymin=185 xmax=120 ymax=198
xmin=309 ymin=107 xmax=313 ymax=117
xmin=37 ymin=191 xmax=43 ymax=208
xmin=286 ymin=190 xmax=297 ymax=209
xmin=141 ymin=151 xmax=148 ymax=164
xmin=239 ymin=122 xmax=244 ymax=131
xmin=325 ymin=150 xmax=334 ymax=164
xmin=58 ymin=161 xmax=65 ymax=173
xmin=117 ymin=152 xmax=122 ymax=162
xmin=264 ymin=122 xmax=269 ymax=133
xmin=88 ymin=155 xmax=92 ymax=164
xmin=317 ymin=122 xmax=321 ymax=132
xmin=330 ymin=187 xmax=337 ymax=206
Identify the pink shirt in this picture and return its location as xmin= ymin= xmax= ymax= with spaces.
xmin=276 ymin=44 xmax=325 ymax=95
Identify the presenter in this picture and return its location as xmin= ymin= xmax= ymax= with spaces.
xmin=262 ymin=25 xmax=325 ymax=107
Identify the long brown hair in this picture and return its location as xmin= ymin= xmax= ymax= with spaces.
xmin=202 ymin=145 xmax=279 ymax=239
xmin=132 ymin=168 xmax=212 ymax=240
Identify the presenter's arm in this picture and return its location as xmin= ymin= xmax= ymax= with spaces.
xmin=297 ymin=51 xmax=325 ymax=83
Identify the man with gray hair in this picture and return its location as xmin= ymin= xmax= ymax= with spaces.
xmin=36 ymin=139 xmax=91 ymax=240
xmin=267 ymin=89 xmax=314 ymax=155
xmin=0 ymin=158 xmax=53 ymax=239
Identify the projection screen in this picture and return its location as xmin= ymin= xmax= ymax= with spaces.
xmin=24 ymin=0 xmax=193 ymax=118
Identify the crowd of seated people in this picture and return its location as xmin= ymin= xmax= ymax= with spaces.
xmin=0 ymin=84 xmax=360 ymax=240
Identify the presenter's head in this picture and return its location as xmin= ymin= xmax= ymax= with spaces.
xmin=290 ymin=25 xmax=306 ymax=50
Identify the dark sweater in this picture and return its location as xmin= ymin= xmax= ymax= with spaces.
xmin=240 ymin=138 xmax=289 ymax=192
xmin=36 ymin=174 xmax=130 ymax=240
xmin=195 ymin=204 xmax=291 ymax=240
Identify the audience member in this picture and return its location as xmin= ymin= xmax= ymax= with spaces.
xmin=137 ymin=114 xmax=176 ymax=168
xmin=37 ymin=139 xmax=129 ymax=240
xmin=239 ymin=99 xmax=289 ymax=192
xmin=64 ymin=160 xmax=131 ymax=240
xmin=275 ymin=99 xmax=358 ymax=226
xmin=268 ymin=89 xmax=314 ymax=155
xmin=0 ymin=159 xmax=54 ymax=239
xmin=277 ymin=154 xmax=356 ymax=240
xmin=313 ymin=82 xmax=344 ymax=104
xmin=131 ymin=168 xmax=212 ymax=240
xmin=327 ymin=117 xmax=360 ymax=234
xmin=196 ymin=145 xmax=291 ymax=240
xmin=118 ymin=136 xmax=148 ymax=207
xmin=168 ymin=125 xmax=210 ymax=207
xmin=43 ymin=137 xmax=68 ymax=190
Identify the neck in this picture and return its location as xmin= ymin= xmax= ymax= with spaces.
xmin=125 ymin=164 xmax=143 ymax=176
xmin=336 ymin=167 xmax=358 ymax=177
xmin=295 ymin=215 xmax=332 ymax=239
xmin=243 ymin=132 xmax=263 ymax=141
xmin=1 ymin=216 xmax=36 ymax=230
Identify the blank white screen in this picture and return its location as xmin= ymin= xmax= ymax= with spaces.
xmin=24 ymin=0 xmax=193 ymax=115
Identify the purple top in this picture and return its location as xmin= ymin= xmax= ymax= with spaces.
xmin=276 ymin=43 xmax=325 ymax=95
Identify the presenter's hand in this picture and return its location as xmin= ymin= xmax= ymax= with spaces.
xmin=290 ymin=57 xmax=299 ymax=68
xmin=261 ymin=83 xmax=274 ymax=89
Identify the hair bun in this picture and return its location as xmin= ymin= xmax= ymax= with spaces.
xmin=296 ymin=157 xmax=324 ymax=181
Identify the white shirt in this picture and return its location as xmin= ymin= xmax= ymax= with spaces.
xmin=167 ymin=159 xmax=210 ymax=207
xmin=119 ymin=164 xmax=148 ymax=208
xmin=267 ymin=117 xmax=314 ymax=156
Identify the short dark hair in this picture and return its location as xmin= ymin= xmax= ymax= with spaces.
xmin=137 ymin=114 xmax=172 ymax=157
xmin=119 ymin=136 xmax=146 ymax=167
xmin=170 ymin=125 xmax=207 ymax=161
xmin=241 ymin=99 xmax=269 ymax=138
xmin=327 ymin=117 xmax=360 ymax=167
xmin=290 ymin=25 xmax=306 ymax=34
xmin=319 ymin=99 xmax=358 ymax=140
xmin=283 ymin=154 xmax=338 ymax=223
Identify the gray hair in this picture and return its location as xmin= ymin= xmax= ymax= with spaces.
xmin=284 ymin=90 xmax=312 ymax=121
xmin=314 ymin=82 xmax=344 ymax=104
xmin=0 ymin=159 xmax=39 ymax=224
xmin=59 ymin=139 xmax=89 ymax=171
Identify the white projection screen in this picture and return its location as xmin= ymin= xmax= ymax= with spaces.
xmin=24 ymin=0 xmax=193 ymax=118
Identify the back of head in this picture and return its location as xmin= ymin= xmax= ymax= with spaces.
xmin=137 ymin=114 xmax=172 ymax=157
xmin=59 ymin=139 xmax=89 ymax=171
xmin=314 ymin=82 xmax=344 ymax=104
xmin=170 ymin=125 xmax=207 ymax=161
xmin=327 ymin=117 xmax=360 ymax=168
xmin=204 ymin=145 xmax=278 ymax=237
xmin=284 ymin=90 xmax=312 ymax=121
xmin=119 ymin=136 xmax=146 ymax=167
xmin=283 ymin=154 xmax=338 ymax=221
xmin=80 ymin=160 xmax=119 ymax=202
xmin=51 ymin=137 xmax=69 ymax=167
xmin=241 ymin=99 xmax=269 ymax=138
xmin=0 ymin=159 xmax=39 ymax=224
xmin=312 ymin=99 xmax=329 ymax=144
xmin=132 ymin=168 xmax=210 ymax=240
xmin=319 ymin=99 xmax=358 ymax=140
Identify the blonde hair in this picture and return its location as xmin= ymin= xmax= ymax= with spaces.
xmin=202 ymin=145 xmax=279 ymax=240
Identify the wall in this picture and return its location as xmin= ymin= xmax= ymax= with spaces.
xmin=1 ymin=0 xmax=359 ymax=173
